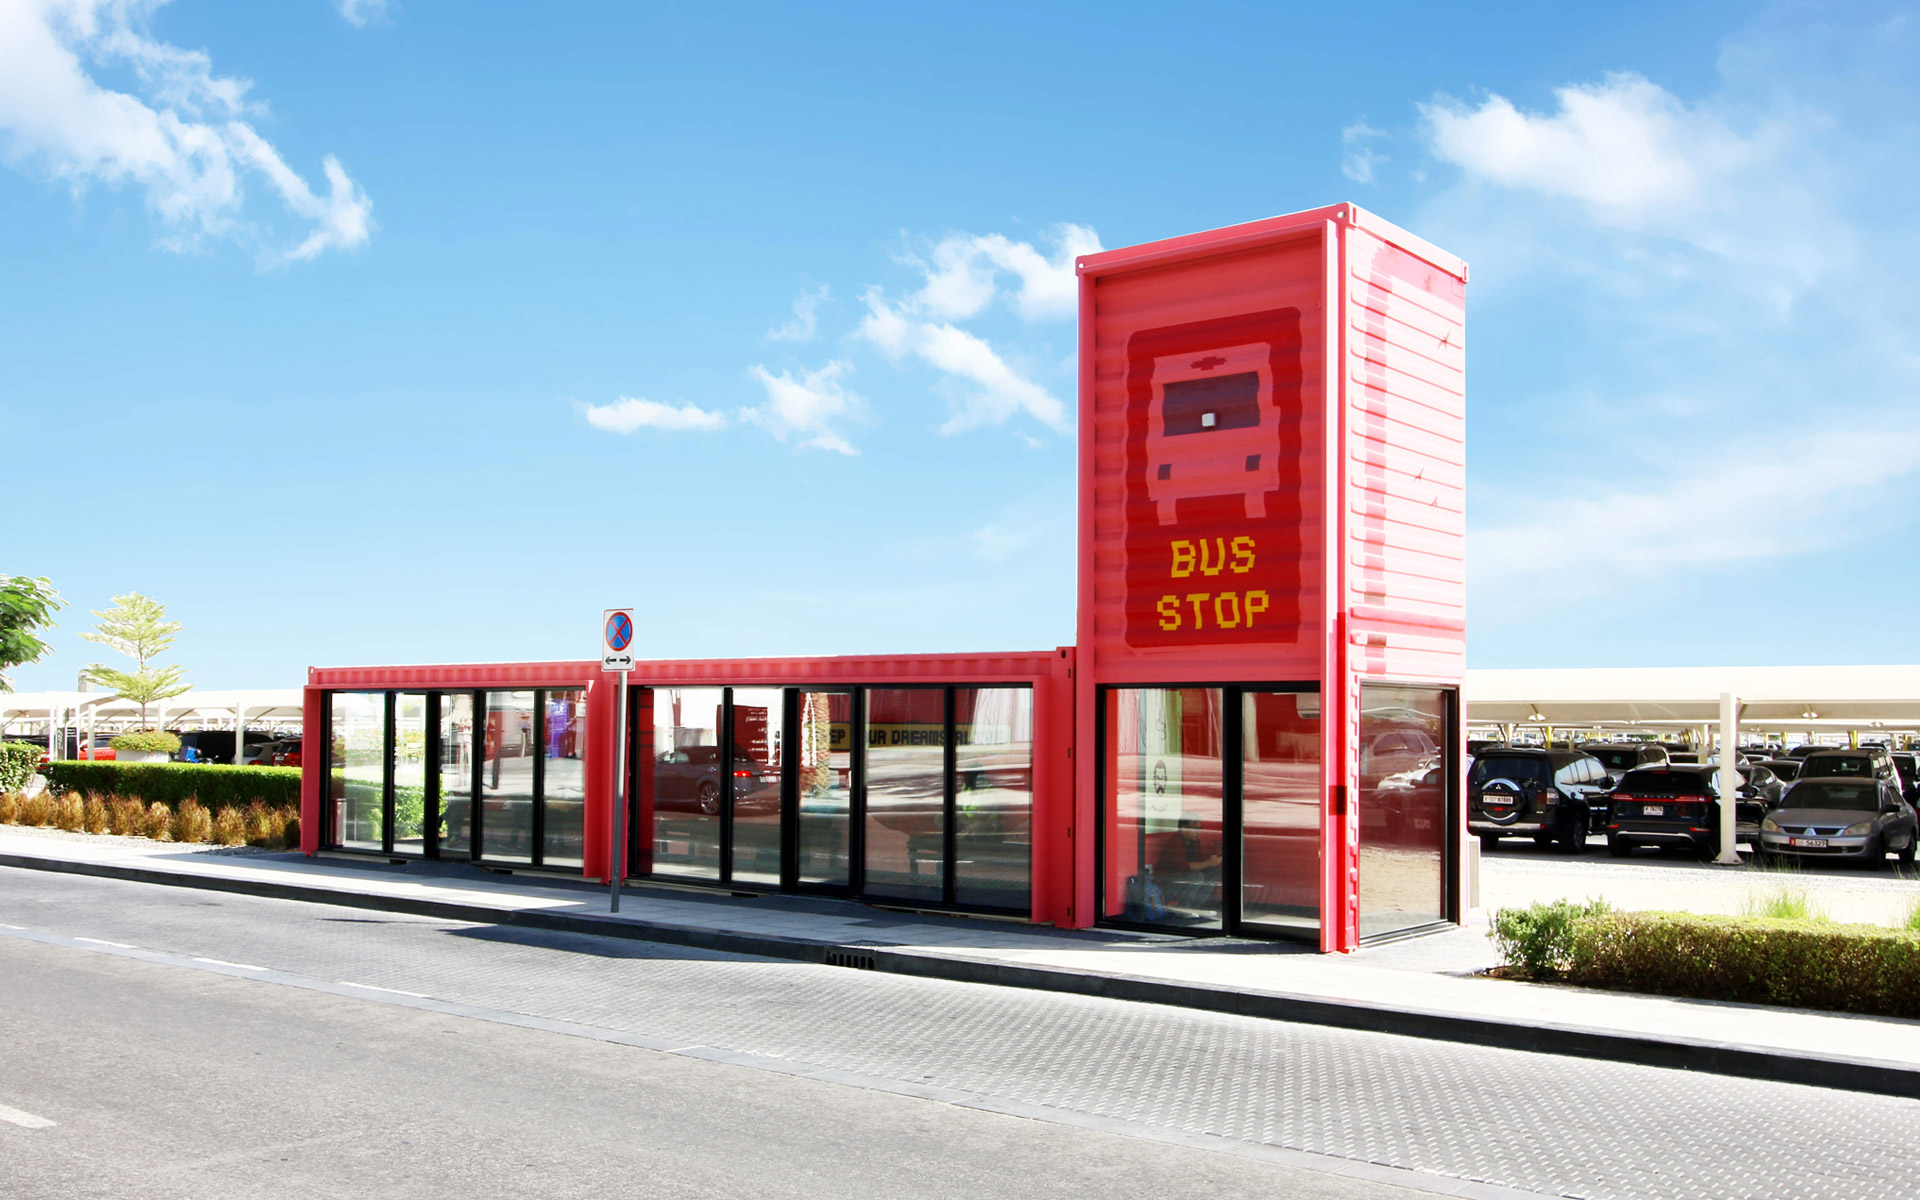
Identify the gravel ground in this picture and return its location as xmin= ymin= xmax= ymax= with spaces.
xmin=1480 ymin=840 xmax=1920 ymax=924
xmin=0 ymin=822 xmax=275 ymax=856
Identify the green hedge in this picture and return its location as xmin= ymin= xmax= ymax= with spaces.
xmin=1567 ymin=911 xmax=1920 ymax=1019
xmin=44 ymin=761 xmax=301 ymax=810
xmin=0 ymin=741 xmax=40 ymax=793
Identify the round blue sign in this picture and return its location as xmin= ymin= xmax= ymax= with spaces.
xmin=605 ymin=612 xmax=634 ymax=652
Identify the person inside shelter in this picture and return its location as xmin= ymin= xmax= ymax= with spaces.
xmin=1153 ymin=813 xmax=1223 ymax=911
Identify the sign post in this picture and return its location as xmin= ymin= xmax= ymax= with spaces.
xmin=602 ymin=609 xmax=637 ymax=911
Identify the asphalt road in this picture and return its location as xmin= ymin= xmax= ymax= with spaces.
xmin=3 ymin=869 xmax=1918 ymax=1200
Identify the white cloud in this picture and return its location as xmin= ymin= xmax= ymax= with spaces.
xmin=905 ymin=224 xmax=1100 ymax=322
xmin=579 ymin=396 xmax=728 ymax=435
xmin=0 ymin=0 xmax=373 ymax=263
xmin=1340 ymin=120 xmax=1387 ymax=184
xmin=1474 ymin=430 xmax=1920 ymax=608
xmin=334 ymin=0 xmax=388 ymax=28
xmin=766 ymin=283 xmax=828 ymax=342
xmin=745 ymin=360 xmax=862 ymax=455
xmin=858 ymin=291 xmax=1070 ymax=434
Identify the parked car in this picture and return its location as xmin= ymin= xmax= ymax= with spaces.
xmin=1758 ymin=777 xmax=1918 ymax=868
xmin=1605 ymin=765 xmax=1768 ymax=859
xmin=1890 ymin=752 xmax=1920 ymax=806
xmin=174 ymin=730 xmax=277 ymax=764
xmin=1797 ymin=746 xmax=1900 ymax=787
xmin=1582 ymin=742 xmax=1669 ymax=785
xmin=1788 ymin=745 xmax=1824 ymax=759
xmin=1758 ymin=758 xmax=1802 ymax=783
xmin=254 ymin=738 xmax=302 ymax=767
xmin=655 ymin=746 xmax=777 ymax=815
xmin=1468 ymin=748 xmax=1610 ymax=854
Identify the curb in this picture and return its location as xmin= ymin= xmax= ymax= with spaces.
xmin=7 ymin=850 xmax=1919 ymax=1101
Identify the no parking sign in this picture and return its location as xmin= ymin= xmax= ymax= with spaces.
xmin=602 ymin=608 xmax=636 ymax=672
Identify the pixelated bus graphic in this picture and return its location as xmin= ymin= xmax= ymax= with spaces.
xmin=1145 ymin=342 xmax=1280 ymax=527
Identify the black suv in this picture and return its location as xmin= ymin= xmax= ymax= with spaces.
xmin=1469 ymin=748 xmax=1611 ymax=854
xmin=1582 ymin=742 xmax=1669 ymax=785
xmin=1606 ymin=765 xmax=1769 ymax=859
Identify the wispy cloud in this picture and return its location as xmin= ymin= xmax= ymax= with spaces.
xmin=745 ymin=360 xmax=862 ymax=455
xmin=0 ymin=0 xmax=373 ymax=264
xmin=1340 ymin=120 xmax=1387 ymax=184
xmin=578 ymin=396 xmax=728 ymax=434
xmin=855 ymin=224 xmax=1094 ymax=437
xmin=766 ymin=283 xmax=828 ymax=342
xmin=334 ymin=0 xmax=389 ymax=28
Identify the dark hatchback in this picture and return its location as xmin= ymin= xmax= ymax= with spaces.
xmin=1583 ymin=742 xmax=1669 ymax=785
xmin=1469 ymin=748 xmax=1611 ymax=853
xmin=1606 ymin=766 xmax=1767 ymax=859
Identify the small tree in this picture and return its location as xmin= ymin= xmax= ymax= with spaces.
xmin=0 ymin=575 xmax=65 ymax=692
xmin=80 ymin=592 xmax=191 ymax=730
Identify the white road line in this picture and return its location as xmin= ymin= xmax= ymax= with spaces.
xmin=192 ymin=957 xmax=266 ymax=971
xmin=336 ymin=981 xmax=429 ymax=999
xmin=72 ymin=938 xmax=133 ymax=948
xmin=0 ymin=1103 xmax=55 ymax=1129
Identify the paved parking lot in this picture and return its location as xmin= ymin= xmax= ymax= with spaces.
xmin=1479 ymin=837 xmax=1920 ymax=924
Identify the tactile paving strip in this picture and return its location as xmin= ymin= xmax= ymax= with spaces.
xmin=4 ymin=871 xmax=1916 ymax=1200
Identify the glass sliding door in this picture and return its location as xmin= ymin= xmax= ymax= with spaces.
xmin=1240 ymin=689 xmax=1320 ymax=934
xmin=729 ymin=687 xmax=785 ymax=886
xmin=953 ymin=687 xmax=1033 ymax=910
xmin=794 ymin=690 xmax=852 ymax=889
xmin=649 ymin=687 xmax=725 ymax=880
xmin=392 ymin=693 xmax=428 ymax=856
xmin=480 ymin=690 xmax=536 ymax=863
xmin=863 ymin=688 xmax=946 ymax=903
xmin=1101 ymin=688 xmax=1227 ymax=930
xmin=436 ymin=692 xmax=476 ymax=860
xmin=1357 ymin=684 xmax=1451 ymax=939
xmin=328 ymin=692 xmax=386 ymax=852
xmin=542 ymin=688 xmax=587 ymax=868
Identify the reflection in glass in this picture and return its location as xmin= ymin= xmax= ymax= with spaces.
xmin=649 ymin=687 xmax=725 ymax=879
xmin=730 ymin=687 xmax=784 ymax=886
xmin=481 ymin=690 xmax=536 ymax=862
xmin=1358 ymin=684 xmax=1449 ymax=938
xmin=954 ymin=688 xmax=1033 ymax=910
xmin=1102 ymin=688 xmax=1225 ymax=930
xmin=542 ymin=689 xmax=587 ymax=868
xmin=392 ymin=693 xmax=428 ymax=855
xmin=795 ymin=691 xmax=851 ymax=888
xmin=863 ymin=689 xmax=945 ymax=902
xmin=329 ymin=692 xmax=385 ymax=851
xmin=437 ymin=692 xmax=475 ymax=859
xmin=1240 ymin=690 xmax=1320 ymax=933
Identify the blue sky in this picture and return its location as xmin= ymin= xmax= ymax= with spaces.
xmin=3 ymin=0 xmax=1917 ymax=691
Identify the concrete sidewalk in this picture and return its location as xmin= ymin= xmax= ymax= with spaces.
xmin=4 ymin=826 xmax=1919 ymax=1100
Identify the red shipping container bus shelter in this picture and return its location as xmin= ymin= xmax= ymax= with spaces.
xmin=301 ymin=204 xmax=1465 ymax=952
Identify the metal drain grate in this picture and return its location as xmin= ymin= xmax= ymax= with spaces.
xmin=824 ymin=949 xmax=876 ymax=970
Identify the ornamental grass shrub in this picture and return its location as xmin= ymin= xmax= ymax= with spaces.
xmin=143 ymin=801 xmax=174 ymax=841
xmin=1566 ymin=911 xmax=1920 ymax=1019
xmin=82 ymin=796 xmax=107 ymax=834
xmin=107 ymin=795 xmax=144 ymax=837
xmin=171 ymin=800 xmax=213 ymax=844
xmin=0 ymin=792 xmax=18 ymax=824
xmin=51 ymin=794 xmax=84 ymax=832
xmin=213 ymin=806 xmax=248 ymax=846
xmin=20 ymin=793 xmax=54 ymax=827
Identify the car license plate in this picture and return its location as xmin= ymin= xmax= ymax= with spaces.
xmin=1642 ymin=805 xmax=1664 ymax=816
xmin=1791 ymin=837 xmax=1828 ymax=848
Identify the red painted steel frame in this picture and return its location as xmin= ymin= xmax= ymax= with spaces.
xmin=304 ymin=650 xmax=1076 ymax=926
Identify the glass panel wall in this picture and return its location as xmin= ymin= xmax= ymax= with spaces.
xmin=480 ymin=690 xmax=536 ymax=863
xmin=795 ymin=691 xmax=852 ymax=888
xmin=1240 ymin=690 xmax=1320 ymax=933
xmin=437 ymin=692 xmax=475 ymax=859
xmin=328 ymin=692 xmax=386 ymax=852
xmin=392 ymin=693 xmax=428 ymax=856
xmin=954 ymin=687 xmax=1033 ymax=909
xmin=1102 ymin=688 xmax=1226 ymax=930
xmin=542 ymin=689 xmax=587 ymax=868
xmin=650 ymin=686 xmax=725 ymax=880
xmin=863 ymin=689 xmax=946 ymax=902
xmin=1357 ymin=684 xmax=1450 ymax=939
xmin=730 ymin=687 xmax=785 ymax=886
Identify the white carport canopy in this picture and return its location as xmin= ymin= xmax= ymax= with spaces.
xmin=0 ymin=688 xmax=303 ymax=764
xmin=1466 ymin=665 xmax=1920 ymax=734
